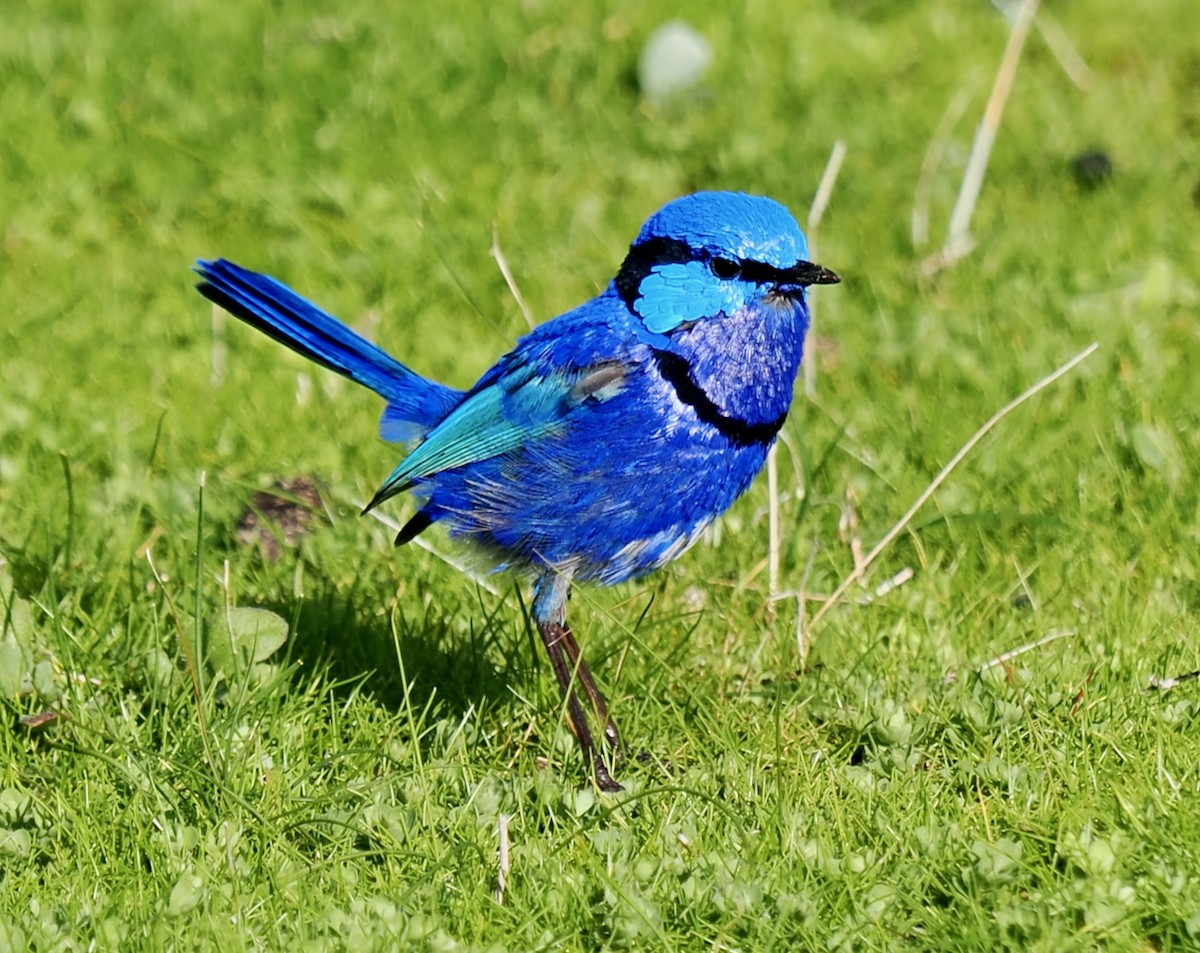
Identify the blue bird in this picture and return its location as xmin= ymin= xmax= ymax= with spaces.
xmin=194 ymin=191 xmax=838 ymax=790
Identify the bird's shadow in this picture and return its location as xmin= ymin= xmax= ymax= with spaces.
xmin=222 ymin=480 xmax=536 ymax=729
xmin=267 ymin=570 xmax=533 ymax=723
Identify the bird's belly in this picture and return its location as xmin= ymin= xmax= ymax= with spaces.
xmin=424 ymin=413 xmax=772 ymax=584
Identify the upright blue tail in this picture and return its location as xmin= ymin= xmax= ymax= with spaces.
xmin=194 ymin=259 xmax=463 ymax=440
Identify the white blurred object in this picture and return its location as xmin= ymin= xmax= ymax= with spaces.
xmin=639 ymin=21 xmax=712 ymax=102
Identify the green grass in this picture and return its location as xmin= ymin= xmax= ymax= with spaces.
xmin=2 ymin=0 xmax=1199 ymax=948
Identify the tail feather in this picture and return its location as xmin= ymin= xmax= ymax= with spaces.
xmin=194 ymin=259 xmax=463 ymax=434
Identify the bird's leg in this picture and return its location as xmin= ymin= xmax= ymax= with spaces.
xmin=539 ymin=620 xmax=622 ymax=791
xmin=556 ymin=623 xmax=621 ymax=752
xmin=533 ymin=572 xmax=622 ymax=792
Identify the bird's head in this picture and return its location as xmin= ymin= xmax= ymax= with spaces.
xmin=614 ymin=191 xmax=839 ymax=335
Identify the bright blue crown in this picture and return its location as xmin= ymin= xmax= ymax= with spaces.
xmin=634 ymin=191 xmax=809 ymax=269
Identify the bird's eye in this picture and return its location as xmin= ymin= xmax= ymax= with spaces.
xmin=711 ymin=258 xmax=740 ymax=280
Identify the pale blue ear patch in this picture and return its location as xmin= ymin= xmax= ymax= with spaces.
xmin=635 ymin=260 xmax=732 ymax=333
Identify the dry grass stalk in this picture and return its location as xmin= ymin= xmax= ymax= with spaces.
xmin=937 ymin=0 xmax=1041 ymax=269
xmin=769 ymin=140 xmax=846 ymax=603
xmin=804 ymin=342 xmax=1098 ymax=636
xmin=491 ymin=223 xmax=535 ymax=330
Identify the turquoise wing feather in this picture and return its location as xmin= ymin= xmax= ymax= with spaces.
xmin=364 ymin=359 xmax=628 ymax=511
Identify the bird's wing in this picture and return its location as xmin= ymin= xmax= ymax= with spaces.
xmin=364 ymin=357 xmax=630 ymax=511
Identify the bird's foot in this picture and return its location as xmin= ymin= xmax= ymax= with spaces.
xmin=592 ymin=755 xmax=623 ymax=793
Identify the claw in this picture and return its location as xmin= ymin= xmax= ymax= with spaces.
xmin=593 ymin=756 xmax=623 ymax=793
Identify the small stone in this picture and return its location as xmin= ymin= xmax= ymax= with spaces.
xmin=638 ymin=22 xmax=712 ymax=103
xmin=1071 ymin=149 xmax=1113 ymax=188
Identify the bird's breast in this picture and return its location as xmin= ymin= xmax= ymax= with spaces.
xmin=654 ymin=301 xmax=807 ymax=440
